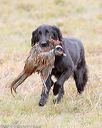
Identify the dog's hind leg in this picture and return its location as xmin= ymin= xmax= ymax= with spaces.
xmin=74 ymin=58 xmax=88 ymax=94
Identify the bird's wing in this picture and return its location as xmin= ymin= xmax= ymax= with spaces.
xmin=36 ymin=49 xmax=55 ymax=72
xmin=25 ymin=44 xmax=43 ymax=66
xmin=40 ymin=55 xmax=55 ymax=82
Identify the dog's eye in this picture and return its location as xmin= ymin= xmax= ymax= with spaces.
xmin=45 ymin=30 xmax=49 ymax=34
xmin=53 ymin=33 xmax=57 ymax=39
xmin=53 ymin=33 xmax=56 ymax=37
xmin=39 ymin=31 xmax=42 ymax=35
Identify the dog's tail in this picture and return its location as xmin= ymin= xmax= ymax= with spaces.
xmin=11 ymin=71 xmax=29 ymax=96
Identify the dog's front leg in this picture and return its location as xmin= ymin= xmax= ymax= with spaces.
xmin=53 ymin=68 xmax=73 ymax=103
xmin=39 ymin=75 xmax=53 ymax=106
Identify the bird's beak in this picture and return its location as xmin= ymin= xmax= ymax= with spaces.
xmin=60 ymin=51 xmax=66 ymax=56
xmin=63 ymin=53 xmax=66 ymax=56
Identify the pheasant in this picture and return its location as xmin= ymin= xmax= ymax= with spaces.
xmin=11 ymin=41 xmax=66 ymax=96
xmin=49 ymin=39 xmax=61 ymax=46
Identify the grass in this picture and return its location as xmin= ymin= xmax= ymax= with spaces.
xmin=0 ymin=0 xmax=102 ymax=127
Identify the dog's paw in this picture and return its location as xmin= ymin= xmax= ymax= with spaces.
xmin=53 ymin=94 xmax=62 ymax=104
xmin=39 ymin=96 xmax=47 ymax=107
xmin=53 ymin=95 xmax=58 ymax=104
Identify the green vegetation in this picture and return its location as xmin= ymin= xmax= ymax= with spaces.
xmin=0 ymin=0 xmax=102 ymax=127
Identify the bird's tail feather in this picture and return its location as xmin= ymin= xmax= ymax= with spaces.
xmin=11 ymin=71 xmax=29 ymax=96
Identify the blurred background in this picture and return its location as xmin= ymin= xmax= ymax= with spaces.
xmin=0 ymin=0 xmax=102 ymax=127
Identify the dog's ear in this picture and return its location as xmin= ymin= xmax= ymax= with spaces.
xmin=51 ymin=26 xmax=62 ymax=41
xmin=31 ymin=29 xmax=39 ymax=47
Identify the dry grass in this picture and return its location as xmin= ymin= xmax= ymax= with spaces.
xmin=0 ymin=0 xmax=102 ymax=127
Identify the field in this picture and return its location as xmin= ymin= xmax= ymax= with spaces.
xmin=0 ymin=0 xmax=102 ymax=127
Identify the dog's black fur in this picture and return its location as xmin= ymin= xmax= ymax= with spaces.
xmin=31 ymin=24 xmax=88 ymax=106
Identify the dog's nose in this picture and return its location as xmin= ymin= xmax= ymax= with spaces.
xmin=41 ymin=42 xmax=49 ymax=47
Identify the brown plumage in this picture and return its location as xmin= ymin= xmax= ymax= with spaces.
xmin=11 ymin=44 xmax=53 ymax=95
xmin=10 ymin=40 xmax=65 ymax=96
xmin=49 ymin=39 xmax=61 ymax=46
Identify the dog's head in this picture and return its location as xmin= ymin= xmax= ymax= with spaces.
xmin=31 ymin=24 xmax=62 ymax=47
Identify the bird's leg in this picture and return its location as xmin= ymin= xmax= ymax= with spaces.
xmin=39 ymin=75 xmax=54 ymax=106
xmin=40 ymin=75 xmax=48 ymax=94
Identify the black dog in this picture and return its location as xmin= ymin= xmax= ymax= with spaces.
xmin=31 ymin=24 xmax=88 ymax=106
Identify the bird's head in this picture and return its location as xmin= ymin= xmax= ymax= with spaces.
xmin=54 ymin=45 xmax=66 ymax=56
